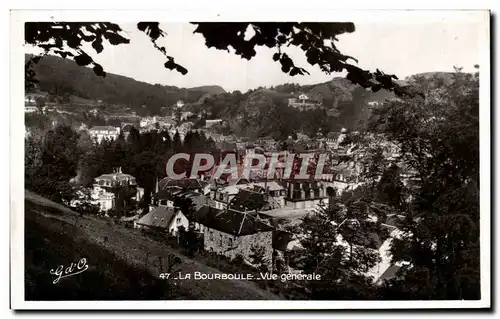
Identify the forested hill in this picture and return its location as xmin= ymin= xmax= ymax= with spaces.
xmin=25 ymin=54 xmax=222 ymax=114
xmin=188 ymin=85 xmax=226 ymax=95
xmin=195 ymin=79 xmax=398 ymax=139
xmin=27 ymin=53 xmax=403 ymax=138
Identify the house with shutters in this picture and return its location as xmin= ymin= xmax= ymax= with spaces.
xmin=287 ymin=93 xmax=322 ymax=110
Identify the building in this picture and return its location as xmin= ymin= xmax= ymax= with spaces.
xmin=91 ymin=168 xmax=141 ymax=214
xmin=250 ymin=181 xmax=287 ymax=208
xmin=228 ymin=188 xmax=274 ymax=213
xmin=205 ymin=119 xmax=223 ymax=128
xmin=156 ymin=176 xmax=210 ymax=196
xmin=88 ymin=126 xmax=121 ymax=143
xmin=209 ymin=184 xmax=249 ymax=210
xmin=134 ymin=206 xmax=190 ymax=236
xmin=25 ymin=105 xmax=38 ymax=113
xmin=157 ymin=116 xmax=176 ymax=129
xmin=283 ymin=181 xmax=329 ymax=210
xmin=192 ymin=205 xmax=274 ymax=264
xmin=180 ymin=111 xmax=194 ymax=121
xmin=176 ymin=100 xmax=185 ymax=108
xmin=43 ymin=101 xmax=59 ymax=113
xmin=155 ymin=187 xmax=207 ymax=209
xmin=25 ymin=96 xmax=38 ymax=113
xmin=287 ymin=93 xmax=322 ymax=110
xmin=140 ymin=116 xmax=156 ymax=128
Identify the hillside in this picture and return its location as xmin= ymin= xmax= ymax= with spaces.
xmin=26 ymin=53 xmax=405 ymax=138
xmin=26 ymin=54 xmax=211 ymax=116
xmin=201 ymin=79 xmax=397 ymax=139
xmin=188 ymin=85 xmax=226 ymax=95
xmin=25 ymin=191 xmax=279 ymax=300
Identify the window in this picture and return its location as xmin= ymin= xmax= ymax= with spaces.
xmin=220 ymin=234 xmax=223 ymax=246
xmin=228 ymin=237 xmax=233 ymax=246
xmin=176 ymin=217 xmax=181 ymax=224
xmin=209 ymin=231 xmax=214 ymax=241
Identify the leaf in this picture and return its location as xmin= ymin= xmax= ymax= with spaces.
xmin=92 ymin=38 xmax=104 ymax=53
xmin=164 ymin=60 xmax=176 ymax=70
xmin=175 ymin=64 xmax=188 ymax=75
xmin=66 ymin=35 xmax=81 ymax=49
xmin=277 ymin=34 xmax=287 ymax=45
xmin=54 ymin=50 xmax=74 ymax=59
xmin=104 ymin=31 xmax=130 ymax=45
xmin=272 ymin=52 xmax=280 ymax=61
xmin=74 ymin=53 xmax=93 ymax=66
xmin=290 ymin=67 xmax=300 ymax=76
xmin=137 ymin=22 xmax=163 ymax=41
xmin=93 ymin=63 xmax=106 ymax=77
xmin=137 ymin=22 xmax=148 ymax=32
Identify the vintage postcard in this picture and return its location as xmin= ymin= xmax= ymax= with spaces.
xmin=10 ymin=9 xmax=491 ymax=310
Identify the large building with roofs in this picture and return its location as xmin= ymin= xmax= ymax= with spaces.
xmin=287 ymin=93 xmax=323 ymax=110
xmin=192 ymin=205 xmax=275 ymax=264
xmin=156 ymin=176 xmax=210 ymax=195
xmin=91 ymin=168 xmax=142 ymax=214
xmin=154 ymin=188 xmax=207 ymax=212
xmin=88 ymin=126 xmax=121 ymax=143
xmin=283 ymin=180 xmax=329 ymax=210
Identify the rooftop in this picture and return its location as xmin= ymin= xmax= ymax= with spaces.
xmin=89 ymin=126 xmax=120 ymax=132
xmin=229 ymin=189 xmax=267 ymax=212
xmin=136 ymin=206 xmax=176 ymax=229
xmin=158 ymin=177 xmax=208 ymax=191
xmin=194 ymin=205 xmax=274 ymax=236
xmin=95 ymin=169 xmax=136 ymax=186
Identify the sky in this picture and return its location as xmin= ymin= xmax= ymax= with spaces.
xmin=26 ymin=17 xmax=487 ymax=93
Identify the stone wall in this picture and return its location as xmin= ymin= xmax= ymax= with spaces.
xmin=203 ymin=228 xmax=273 ymax=266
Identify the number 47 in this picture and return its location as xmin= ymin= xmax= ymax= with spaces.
xmin=159 ymin=273 xmax=170 ymax=279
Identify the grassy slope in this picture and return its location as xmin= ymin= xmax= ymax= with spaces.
xmin=25 ymin=191 xmax=278 ymax=300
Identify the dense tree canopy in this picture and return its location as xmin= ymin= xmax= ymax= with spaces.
xmin=286 ymin=67 xmax=480 ymax=300
xmin=355 ymin=68 xmax=479 ymax=299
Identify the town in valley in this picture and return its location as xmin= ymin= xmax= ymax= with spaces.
xmin=22 ymin=21 xmax=483 ymax=302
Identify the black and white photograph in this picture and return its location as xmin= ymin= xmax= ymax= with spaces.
xmin=9 ymin=8 xmax=491 ymax=310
